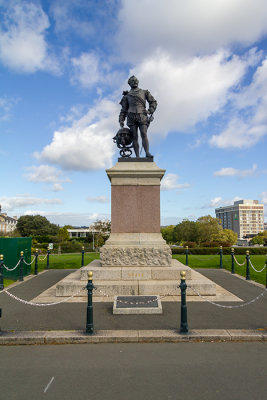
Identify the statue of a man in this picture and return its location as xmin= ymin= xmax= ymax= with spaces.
xmin=119 ymin=76 xmax=157 ymax=158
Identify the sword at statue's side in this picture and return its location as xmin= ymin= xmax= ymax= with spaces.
xmin=147 ymin=113 xmax=154 ymax=127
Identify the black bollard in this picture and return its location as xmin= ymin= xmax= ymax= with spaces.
xmin=34 ymin=249 xmax=39 ymax=275
xmin=0 ymin=255 xmax=4 ymax=290
xmin=19 ymin=251 xmax=24 ymax=282
xmin=86 ymin=271 xmax=94 ymax=334
xmin=185 ymin=246 xmax=189 ymax=266
xmin=179 ymin=271 xmax=188 ymax=333
xmin=46 ymin=248 xmax=50 ymax=270
xmin=81 ymin=246 xmax=85 ymax=267
xmin=246 ymin=250 xmax=250 ymax=280
xmin=231 ymin=247 xmax=235 ymax=274
xmin=219 ymin=246 xmax=223 ymax=269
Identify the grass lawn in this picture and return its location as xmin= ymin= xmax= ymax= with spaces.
xmin=31 ymin=252 xmax=100 ymax=273
xmin=173 ymin=254 xmax=267 ymax=286
xmin=2 ymin=252 xmax=266 ymax=288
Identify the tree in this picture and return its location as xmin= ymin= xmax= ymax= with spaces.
xmin=196 ymin=215 xmax=221 ymax=244
xmin=58 ymin=226 xmax=70 ymax=242
xmin=211 ymin=229 xmax=238 ymax=246
xmin=90 ymin=219 xmax=111 ymax=247
xmin=16 ymin=215 xmax=59 ymax=237
xmin=173 ymin=219 xmax=199 ymax=243
xmin=161 ymin=225 xmax=175 ymax=243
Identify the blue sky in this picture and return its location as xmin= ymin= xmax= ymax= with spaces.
xmin=1 ymin=0 xmax=267 ymax=227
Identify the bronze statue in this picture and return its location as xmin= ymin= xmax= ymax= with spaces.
xmin=116 ymin=76 xmax=157 ymax=158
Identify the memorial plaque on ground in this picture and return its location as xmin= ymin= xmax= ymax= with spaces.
xmin=113 ymin=295 xmax=162 ymax=314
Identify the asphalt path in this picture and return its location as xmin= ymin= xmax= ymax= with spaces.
xmin=0 ymin=343 xmax=266 ymax=400
xmin=0 ymin=269 xmax=267 ymax=331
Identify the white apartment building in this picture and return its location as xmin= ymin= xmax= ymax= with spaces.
xmin=215 ymin=200 xmax=264 ymax=239
xmin=0 ymin=205 xmax=17 ymax=234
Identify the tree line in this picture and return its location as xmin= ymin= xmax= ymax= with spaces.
xmin=160 ymin=215 xmax=238 ymax=247
xmin=1 ymin=215 xmax=111 ymax=252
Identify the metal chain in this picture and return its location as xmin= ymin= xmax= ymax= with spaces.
xmin=2 ymin=260 xmax=21 ymax=271
xmin=23 ymin=256 xmax=37 ymax=266
xmin=233 ymin=255 xmax=246 ymax=266
xmin=188 ymin=286 xmax=267 ymax=309
xmin=38 ymin=254 xmax=48 ymax=261
xmin=249 ymin=259 xmax=266 ymax=273
xmin=3 ymin=286 xmax=87 ymax=306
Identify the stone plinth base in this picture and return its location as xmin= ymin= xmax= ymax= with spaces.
xmin=55 ymin=259 xmax=216 ymax=298
xmin=100 ymin=233 xmax=172 ymax=267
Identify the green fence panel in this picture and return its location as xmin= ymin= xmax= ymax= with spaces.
xmin=0 ymin=237 xmax=32 ymax=280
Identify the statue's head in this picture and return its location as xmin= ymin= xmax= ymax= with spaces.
xmin=128 ymin=75 xmax=139 ymax=88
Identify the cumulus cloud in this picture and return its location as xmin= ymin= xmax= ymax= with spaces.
xmin=161 ymin=173 xmax=190 ymax=191
xmin=259 ymin=192 xmax=267 ymax=204
xmin=131 ymin=50 xmax=249 ymax=138
xmin=118 ymin=0 xmax=267 ymax=62
xmin=21 ymin=210 xmax=105 ymax=226
xmin=210 ymin=56 xmax=267 ymax=149
xmin=87 ymin=196 xmax=109 ymax=203
xmin=35 ymin=99 xmax=118 ymax=171
xmin=209 ymin=196 xmax=242 ymax=208
xmin=52 ymin=184 xmax=64 ymax=192
xmin=0 ymin=96 xmax=19 ymax=121
xmin=0 ymin=196 xmax=62 ymax=212
xmin=25 ymin=165 xmax=70 ymax=184
xmin=214 ymin=164 xmax=258 ymax=177
xmin=71 ymin=52 xmax=124 ymax=89
xmin=0 ymin=1 xmax=59 ymax=73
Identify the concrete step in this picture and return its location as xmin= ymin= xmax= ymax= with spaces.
xmin=56 ymin=279 xmax=216 ymax=297
xmin=80 ymin=259 xmax=192 ymax=281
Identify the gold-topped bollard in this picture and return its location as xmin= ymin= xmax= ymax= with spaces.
xmin=231 ymin=247 xmax=235 ymax=274
xmin=34 ymin=248 xmax=39 ymax=275
xmin=179 ymin=271 xmax=188 ymax=333
xmin=81 ymin=246 xmax=85 ymax=267
xmin=246 ymin=250 xmax=250 ymax=280
xmin=19 ymin=251 xmax=24 ymax=281
xmin=86 ymin=271 xmax=94 ymax=334
xmin=0 ymin=254 xmax=4 ymax=290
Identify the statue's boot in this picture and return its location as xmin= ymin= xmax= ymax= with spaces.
xmin=146 ymin=152 xmax=153 ymax=158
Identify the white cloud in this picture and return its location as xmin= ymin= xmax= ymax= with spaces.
xmin=161 ymin=173 xmax=190 ymax=191
xmin=0 ymin=196 xmax=63 ymax=212
xmin=87 ymin=196 xmax=109 ymax=203
xmin=214 ymin=164 xmax=258 ymax=177
xmin=71 ymin=52 xmax=123 ymax=89
xmin=210 ymin=56 xmax=267 ymax=149
xmin=0 ymin=1 xmax=59 ymax=73
xmin=52 ymin=184 xmax=64 ymax=192
xmin=0 ymin=96 xmax=19 ymax=121
xmin=35 ymin=99 xmax=118 ymax=171
xmin=118 ymin=0 xmax=267 ymax=62
xmin=209 ymin=196 xmax=242 ymax=208
xmin=25 ymin=165 xmax=70 ymax=184
xmin=259 ymin=192 xmax=267 ymax=204
xmin=131 ymin=50 xmax=249 ymax=138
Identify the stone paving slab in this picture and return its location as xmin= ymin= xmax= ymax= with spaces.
xmin=0 ymin=329 xmax=266 ymax=345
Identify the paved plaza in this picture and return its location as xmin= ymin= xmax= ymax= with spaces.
xmin=0 ymin=268 xmax=266 ymax=343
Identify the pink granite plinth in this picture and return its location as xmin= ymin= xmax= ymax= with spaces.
xmin=111 ymin=185 xmax=160 ymax=233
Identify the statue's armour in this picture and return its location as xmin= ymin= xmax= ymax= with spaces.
xmin=119 ymin=88 xmax=157 ymax=123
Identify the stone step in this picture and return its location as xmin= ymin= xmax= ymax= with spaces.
xmin=80 ymin=259 xmax=192 ymax=281
xmin=56 ymin=279 xmax=216 ymax=297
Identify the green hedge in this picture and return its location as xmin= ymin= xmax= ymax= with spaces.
xmin=171 ymin=247 xmax=267 ymax=255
